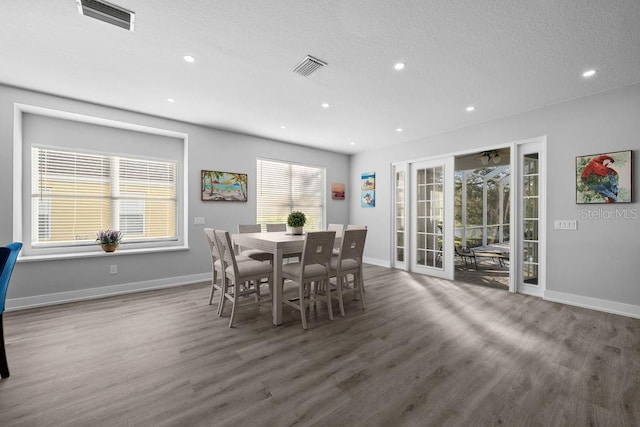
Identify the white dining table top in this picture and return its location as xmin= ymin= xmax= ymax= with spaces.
xmin=232 ymin=231 xmax=306 ymax=253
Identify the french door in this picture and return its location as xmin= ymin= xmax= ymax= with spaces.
xmin=410 ymin=157 xmax=455 ymax=280
xmin=516 ymin=138 xmax=546 ymax=295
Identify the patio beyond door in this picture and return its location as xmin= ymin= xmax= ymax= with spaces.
xmin=410 ymin=158 xmax=454 ymax=280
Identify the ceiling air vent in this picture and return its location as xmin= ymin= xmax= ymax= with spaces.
xmin=76 ymin=0 xmax=135 ymax=31
xmin=291 ymin=55 xmax=327 ymax=77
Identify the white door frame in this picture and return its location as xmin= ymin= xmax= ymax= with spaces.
xmin=408 ymin=156 xmax=455 ymax=280
xmin=513 ymin=136 xmax=547 ymax=296
xmin=389 ymin=136 xmax=546 ymax=296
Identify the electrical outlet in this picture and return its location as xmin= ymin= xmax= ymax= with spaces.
xmin=194 ymin=217 xmax=205 ymax=225
xmin=554 ymin=219 xmax=577 ymax=230
xmin=110 ymin=264 xmax=118 ymax=275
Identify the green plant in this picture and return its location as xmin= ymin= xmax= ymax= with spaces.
xmin=96 ymin=230 xmax=122 ymax=245
xmin=287 ymin=211 xmax=306 ymax=227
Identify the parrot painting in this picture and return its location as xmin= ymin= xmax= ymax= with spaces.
xmin=580 ymin=155 xmax=618 ymax=203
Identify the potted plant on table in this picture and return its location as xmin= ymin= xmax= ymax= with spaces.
xmin=97 ymin=230 xmax=122 ymax=252
xmin=287 ymin=211 xmax=306 ymax=235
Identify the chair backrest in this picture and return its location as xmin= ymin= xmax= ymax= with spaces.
xmin=265 ymin=223 xmax=286 ymax=232
xmin=238 ymin=224 xmax=262 ymax=233
xmin=346 ymin=224 xmax=367 ymax=230
xmin=327 ymin=223 xmax=344 ymax=238
xmin=0 ymin=242 xmax=23 ymax=313
xmin=204 ymin=228 xmax=216 ymax=256
xmin=301 ymin=231 xmax=335 ymax=268
xmin=337 ymin=229 xmax=367 ymax=263
xmin=214 ymin=230 xmax=239 ymax=275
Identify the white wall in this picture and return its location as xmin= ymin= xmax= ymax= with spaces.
xmin=0 ymin=84 xmax=350 ymax=308
xmin=350 ymin=83 xmax=640 ymax=317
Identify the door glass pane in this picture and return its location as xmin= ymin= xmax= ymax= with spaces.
xmin=522 ymin=153 xmax=539 ymax=285
xmin=416 ymin=165 xmax=443 ymax=268
xmin=394 ymin=169 xmax=406 ymax=264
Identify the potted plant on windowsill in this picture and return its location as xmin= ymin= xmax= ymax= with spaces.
xmin=97 ymin=230 xmax=122 ymax=252
xmin=287 ymin=211 xmax=306 ymax=235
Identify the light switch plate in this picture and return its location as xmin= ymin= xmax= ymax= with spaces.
xmin=554 ymin=219 xmax=577 ymax=230
xmin=194 ymin=217 xmax=205 ymax=225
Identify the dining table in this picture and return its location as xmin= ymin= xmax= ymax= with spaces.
xmin=232 ymin=230 xmax=340 ymax=326
xmin=232 ymin=231 xmax=306 ymax=325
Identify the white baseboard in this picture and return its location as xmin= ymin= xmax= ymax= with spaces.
xmin=544 ymin=289 xmax=640 ymax=319
xmin=363 ymin=257 xmax=391 ymax=268
xmin=6 ymin=273 xmax=210 ymax=312
xmin=9 ymin=270 xmax=638 ymax=321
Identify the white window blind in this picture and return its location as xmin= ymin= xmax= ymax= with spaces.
xmin=256 ymin=159 xmax=325 ymax=231
xmin=31 ymin=146 xmax=177 ymax=247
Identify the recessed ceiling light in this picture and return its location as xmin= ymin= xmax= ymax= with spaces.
xmin=167 ymin=98 xmax=176 ymax=103
xmin=183 ymin=55 xmax=196 ymax=63
xmin=322 ymin=103 xmax=330 ymax=108
xmin=582 ymin=69 xmax=597 ymax=78
xmin=280 ymin=125 xmax=286 ymax=129
xmin=466 ymin=106 xmax=475 ymax=112
xmin=394 ymin=62 xmax=405 ymax=70
xmin=350 ymin=141 xmax=355 ymax=146
xmin=396 ymin=128 xmax=403 ymax=132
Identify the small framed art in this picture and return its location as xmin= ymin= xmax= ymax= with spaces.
xmin=332 ymin=183 xmax=345 ymax=199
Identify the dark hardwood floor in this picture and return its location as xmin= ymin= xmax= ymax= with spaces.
xmin=1 ymin=265 xmax=639 ymax=426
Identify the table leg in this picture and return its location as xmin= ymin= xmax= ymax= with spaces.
xmin=272 ymin=248 xmax=284 ymax=325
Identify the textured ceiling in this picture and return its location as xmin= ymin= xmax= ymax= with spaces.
xmin=2 ymin=1 xmax=640 ymax=154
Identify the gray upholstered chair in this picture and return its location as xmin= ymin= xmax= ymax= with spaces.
xmin=346 ymin=224 xmax=367 ymax=230
xmin=204 ymin=228 xmax=251 ymax=314
xmin=265 ymin=223 xmax=287 ymax=232
xmin=281 ymin=231 xmax=335 ymax=329
xmin=329 ymin=229 xmax=367 ymax=316
xmin=237 ymin=224 xmax=273 ymax=262
xmin=214 ymin=230 xmax=273 ymax=328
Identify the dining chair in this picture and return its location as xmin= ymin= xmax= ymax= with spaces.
xmin=346 ymin=224 xmax=367 ymax=230
xmin=204 ymin=228 xmax=252 ymax=313
xmin=1 ymin=242 xmax=23 ymax=379
xmin=327 ymin=223 xmax=344 ymax=237
xmin=281 ymin=231 xmax=335 ymax=329
xmin=265 ymin=223 xmax=286 ymax=232
xmin=214 ymin=230 xmax=273 ymax=328
xmin=329 ymin=229 xmax=367 ymax=316
xmin=328 ymin=223 xmax=345 ymax=255
xmin=237 ymin=224 xmax=273 ymax=262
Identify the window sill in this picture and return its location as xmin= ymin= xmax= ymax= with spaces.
xmin=18 ymin=245 xmax=190 ymax=263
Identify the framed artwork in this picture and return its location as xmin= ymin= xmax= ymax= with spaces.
xmin=332 ymin=183 xmax=345 ymax=199
xmin=361 ymin=172 xmax=375 ymax=191
xmin=576 ymin=150 xmax=632 ymax=204
xmin=361 ymin=190 xmax=375 ymax=207
xmin=201 ymin=170 xmax=248 ymax=201
xmin=361 ymin=172 xmax=375 ymax=207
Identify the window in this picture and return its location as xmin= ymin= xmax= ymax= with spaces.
xmin=256 ymin=159 xmax=325 ymax=231
xmin=31 ymin=146 xmax=177 ymax=248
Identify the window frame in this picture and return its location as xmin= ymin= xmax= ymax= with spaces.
xmin=13 ymin=104 xmax=189 ymax=260
xmin=256 ymin=157 xmax=326 ymax=232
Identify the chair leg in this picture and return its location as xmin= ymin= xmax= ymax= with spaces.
xmin=208 ymin=268 xmax=217 ymax=305
xmin=228 ymin=282 xmax=239 ymax=328
xmin=1 ymin=314 xmax=9 ymax=379
xmin=299 ymin=282 xmax=308 ymax=330
xmin=336 ymin=276 xmax=345 ymax=317
xmin=357 ymin=271 xmax=366 ymax=309
xmin=325 ymin=280 xmax=333 ymax=321
xmin=219 ymin=278 xmax=229 ymax=316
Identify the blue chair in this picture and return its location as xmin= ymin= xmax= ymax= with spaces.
xmin=1 ymin=242 xmax=22 ymax=379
